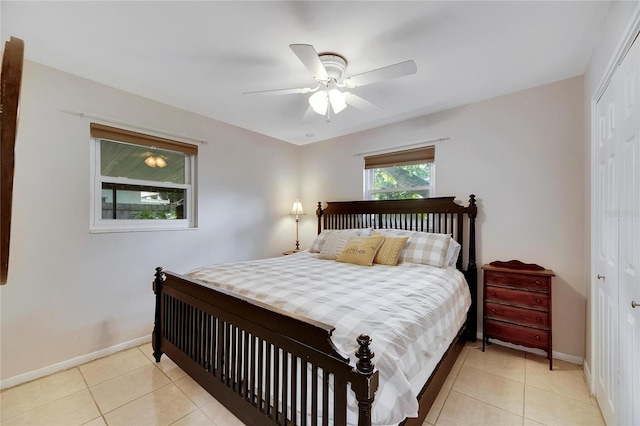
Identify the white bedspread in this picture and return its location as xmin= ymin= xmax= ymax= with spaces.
xmin=186 ymin=251 xmax=471 ymax=425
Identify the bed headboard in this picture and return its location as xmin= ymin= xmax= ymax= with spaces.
xmin=316 ymin=195 xmax=478 ymax=339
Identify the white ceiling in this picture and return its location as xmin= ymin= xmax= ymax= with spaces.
xmin=1 ymin=1 xmax=610 ymax=145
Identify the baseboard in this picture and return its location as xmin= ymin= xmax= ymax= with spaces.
xmin=583 ymin=359 xmax=594 ymax=395
xmin=0 ymin=335 xmax=152 ymax=390
xmin=476 ymin=332 xmax=584 ymax=365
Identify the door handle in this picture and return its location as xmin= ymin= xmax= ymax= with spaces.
xmin=632 ymin=301 xmax=639 ymax=309
xmin=597 ymin=274 xmax=605 ymax=280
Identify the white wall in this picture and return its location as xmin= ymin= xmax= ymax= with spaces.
xmin=583 ymin=0 xmax=640 ymax=378
xmin=0 ymin=61 xmax=300 ymax=383
xmin=300 ymin=76 xmax=586 ymax=360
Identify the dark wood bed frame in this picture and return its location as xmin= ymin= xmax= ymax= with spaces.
xmin=152 ymin=195 xmax=478 ymax=425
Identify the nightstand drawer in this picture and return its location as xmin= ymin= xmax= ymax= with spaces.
xmin=484 ymin=320 xmax=549 ymax=350
xmin=485 ymin=302 xmax=549 ymax=329
xmin=485 ymin=285 xmax=549 ymax=310
xmin=485 ymin=271 xmax=550 ymax=292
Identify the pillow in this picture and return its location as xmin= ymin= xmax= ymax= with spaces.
xmin=312 ymin=228 xmax=372 ymax=255
xmin=373 ymin=236 xmax=409 ymax=266
xmin=374 ymin=229 xmax=451 ymax=268
xmin=446 ymin=238 xmax=462 ymax=267
xmin=310 ymin=230 xmax=333 ymax=253
xmin=336 ymin=235 xmax=386 ymax=266
xmin=318 ymin=229 xmax=372 ymax=259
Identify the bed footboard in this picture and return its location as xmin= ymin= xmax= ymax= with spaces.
xmin=152 ymin=267 xmax=379 ymax=426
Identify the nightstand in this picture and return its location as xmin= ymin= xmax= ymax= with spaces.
xmin=482 ymin=260 xmax=555 ymax=369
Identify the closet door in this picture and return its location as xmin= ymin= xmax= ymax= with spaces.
xmin=595 ymin=71 xmax=620 ymax=426
xmin=618 ymin=37 xmax=640 ymax=426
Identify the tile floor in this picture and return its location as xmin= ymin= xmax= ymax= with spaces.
xmin=0 ymin=342 xmax=604 ymax=426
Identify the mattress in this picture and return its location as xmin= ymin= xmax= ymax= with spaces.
xmin=186 ymin=251 xmax=471 ymax=425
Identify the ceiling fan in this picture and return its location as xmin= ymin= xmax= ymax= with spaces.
xmin=243 ymin=44 xmax=417 ymax=122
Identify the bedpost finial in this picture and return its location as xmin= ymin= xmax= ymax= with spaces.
xmin=155 ymin=267 xmax=165 ymax=281
xmin=469 ymin=194 xmax=476 ymax=206
xmin=153 ymin=267 xmax=165 ymax=293
xmin=355 ymin=334 xmax=375 ymax=376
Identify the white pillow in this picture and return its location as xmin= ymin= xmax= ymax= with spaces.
xmin=309 ymin=230 xmax=333 ymax=253
xmin=310 ymin=228 xmax=372 ymax=253
xmin=374 ymin=229 xmax=451 ymax=268
xmin=446 ymin=238 xmax=461 ymax=267
xmin=317 ymin=229 xmax=372 ymax=260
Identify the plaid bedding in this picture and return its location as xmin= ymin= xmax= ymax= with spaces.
xmin=186 ymin=251 xmax=471 ymax=425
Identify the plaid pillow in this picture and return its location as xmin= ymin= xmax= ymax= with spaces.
xmin=374 ymin=230 xmax=451 ymax=268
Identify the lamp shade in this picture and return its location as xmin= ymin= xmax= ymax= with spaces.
xmin=290 ymin=199 xmax=305 ymax=216
xmin=309 ymin=89 xmax=348 ymax=116
xmin=328 ymin=89 xmax=347 ymax=113
xmin=309 ymin=91 xmax=328 ymax=115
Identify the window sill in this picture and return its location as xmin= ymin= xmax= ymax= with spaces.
xmin=89 ymin=219 xmax=196 ymax=234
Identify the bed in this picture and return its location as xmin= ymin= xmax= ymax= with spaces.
xmin=152 ymin=195 xmax=478 ymax=425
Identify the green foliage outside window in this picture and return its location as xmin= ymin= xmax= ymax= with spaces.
xmin=372 ymin=164 xmax=431 ymax=200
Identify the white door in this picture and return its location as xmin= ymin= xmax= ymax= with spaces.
xmin=595 ymin=70 xmax=620 ymax=426
xmin=618 ymin=37 xmax=640 ymax=426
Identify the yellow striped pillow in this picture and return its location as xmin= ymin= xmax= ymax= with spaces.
xmin=373 ymin=235 xmax=409 ymax=266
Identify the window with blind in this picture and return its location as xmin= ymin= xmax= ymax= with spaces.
xmin=89 ymin=123 xmax=198 ymax=232
xmin=363 ymin=146 xmax=434 ymax=200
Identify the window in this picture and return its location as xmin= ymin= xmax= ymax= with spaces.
xmin=363 ymin=146 xmax=434 ymax=200
xmin=90 ymin=123 xmax=197 ymax=232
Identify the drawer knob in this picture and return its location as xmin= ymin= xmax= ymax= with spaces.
xmin=491 ymin=308 xmax=496 ymax=313
xmin=536 ymin=317 xmax=542 ymax=322
xmin=535 ymin=280 xmax=541 ymax=285
xmin=535 ymin=335 xmax=541 ymax=340
xmin=536 ymin=298 xmax=541 ymax=304
xmin=491 ymin=291 xmax=496 ymax=297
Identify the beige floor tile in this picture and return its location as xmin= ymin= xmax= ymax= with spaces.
xmin=81 ymin=417 xmax=107 ymax=426
xmin=525 ymin=354 xmax=591 ymax=405
xmin=139 ymin=343 xmax=189 ymax=382
xmin=436 ymin=390 xmax=523 ymax=426
xmin=464 ymin=344 xmax=526 ymax=383
xmin=104 ymin=383 xmax=197 ymax=426
xmin=2 ymin=389 xmax=100 ymax=426
xmin=0 ymin=367 xmax=87 ymax=420
xmin=171 ymin=409 xmax=217 ymax=425
xmin=424 ymin=376 xmax=454 ymax=425
xmin=200 ymin=398 xmax=245 ymax=426
xmin=523 ymin=417 xmax=544 ymax=426
xmin=524 ymin=385 xmax=605 ymax=426
xmin=452 ymin=365 xmax=524 ymax=416
xmin=89 ymin=363 xmax=172 ymax=413
xmin=79 ymin=347 xmax=151 ymax=387
xmin=448 ymin=346 xmax=471 ymax=379
xmin=174 ymin=375 xmax=219 ymax=408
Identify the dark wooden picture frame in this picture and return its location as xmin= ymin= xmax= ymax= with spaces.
xmin=1 ymin=36 xmax=25 ymax=284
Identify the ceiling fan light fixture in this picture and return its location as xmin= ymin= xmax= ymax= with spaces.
xmin=328 ymin=89 xmax=346 ymax=114
xmin=309 ymin=90 xmax=328 ymax=115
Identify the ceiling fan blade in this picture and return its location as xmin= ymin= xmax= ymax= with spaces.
xmin=290 ymin=44 xmax=329 ymax=81
xmin=243 ymin=87 xmax=314 ymax=96
xmin=344 ymin=60 xmax=417 ymax=88
xmin=344 ymin=92 xmax=383 ymax=111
